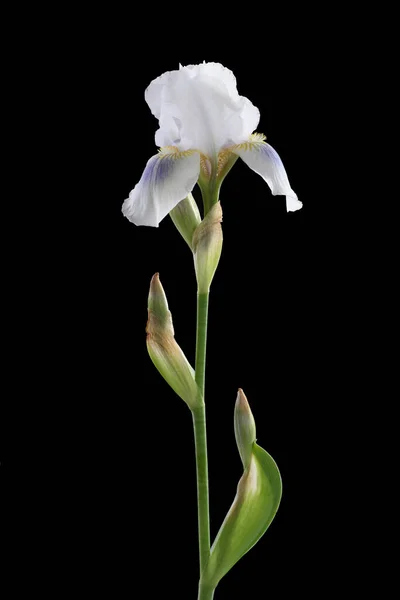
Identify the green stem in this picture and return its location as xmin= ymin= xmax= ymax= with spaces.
xmin=195 ymin=293 xmax=209 ymax=394
xmin=197 ymin=583 xmax=215 ymax=600
xmin=193 ymin=292 xmax=210 ymax=577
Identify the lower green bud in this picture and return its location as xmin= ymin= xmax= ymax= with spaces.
xmin=200 ymin=389 xmax=282 ymax=590
xmin=146 ymin=274 xmax=203 ymax=411
xmin=193 ymin=202 xmax=223 ymax=293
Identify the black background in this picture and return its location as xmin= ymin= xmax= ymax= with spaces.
xmin=8 ymin=11 xmax=351 ymax=599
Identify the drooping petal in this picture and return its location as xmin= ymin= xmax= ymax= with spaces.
xmin=232 ymin=137 xmax=302 ymax=212
xmin=122 ymin=149 xmax=200 ymax=227
xmin=144 ymin=63 xmax=260 ymax=158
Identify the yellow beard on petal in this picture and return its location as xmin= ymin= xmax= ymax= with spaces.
xmin=216 ymin=149 xmax=232 ymax=176
xmin=216 ymin=133 xmax=267 ymax=175
xmin=230 ymin=132 xmax=267 ymax=153
xmin=158 ymin=146 xmax=197 ymax=160
xmin=158 ymin=145 xmax=212 ymax=184
xmin=200 ymin=153 xmax=212 ymax=177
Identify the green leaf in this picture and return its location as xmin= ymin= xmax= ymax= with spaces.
xmin=200 ymin=391 xmax=282 ymax=589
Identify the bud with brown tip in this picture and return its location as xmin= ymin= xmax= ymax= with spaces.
xmin=146 ymin=273 xmax=202 ymax=411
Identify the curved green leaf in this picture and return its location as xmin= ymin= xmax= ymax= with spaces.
xmin=201 ymin=390 xmax=282 ymax=589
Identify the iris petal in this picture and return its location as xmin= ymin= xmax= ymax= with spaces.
xmin=232 ymin=138 xmax=302 ymax=212
xmin=145 ymin=63 xmax=260 ymax=157
xmin=122 ymin=149 xmax=200 ymax=227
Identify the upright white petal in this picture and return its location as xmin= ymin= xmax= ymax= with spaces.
xmin=122 ymin=150 xmax=200 ymax=227
xmin=144 ymin=63 xmax=260 ymax=158
xmin=232 ymin=141 xmax=302 ymax=212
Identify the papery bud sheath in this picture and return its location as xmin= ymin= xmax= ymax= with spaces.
xmin=193 ymin=202 xmax=223 ymax=293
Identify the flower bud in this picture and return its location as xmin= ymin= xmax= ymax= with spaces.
xmin=200 ymin=389 xmax=281 ymax=590
xmin=234 ymin=389 xmax=256 ymax=469
xmin=169 ymin=193 xmax=201 ymax=250
xmin=192 ymin=202 xmax=223 ymax=293
xmin=146 ymin=273 xmax=202 ymax=410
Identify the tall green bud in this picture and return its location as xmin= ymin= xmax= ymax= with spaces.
xmin=193 ymin=202 xmax=223 ymax=293
xmin=146 ymin=273 xmax=202 ymax=410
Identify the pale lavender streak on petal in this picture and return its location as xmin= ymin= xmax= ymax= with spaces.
xmin=155 ymin=156 xmax=172 ymax=182
xmin=123 ymin=151 xmax=200 ymax=227
xmin=260 ymin=144 xmax=284 ymax=169
xmin=233 ymin=142 xmax=302 ymax=212
xmin=260 ymin=143 xmax=302 ymax=211
xmin=141 ymin=156 xmax=158 ymax=183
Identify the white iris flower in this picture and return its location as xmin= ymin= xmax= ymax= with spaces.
xmin=123 ymin=62 xmax=301 ymax=227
